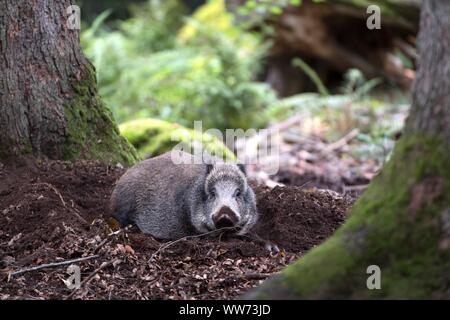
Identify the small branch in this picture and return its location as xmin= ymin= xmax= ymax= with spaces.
xmin=251 ymin=171 xmax=284 ymax=189
xmin=393 ymin=38 xmax=418 ymax=61
xmin=221 ymin=272 xmax=274 ymax=286
xmin=93 ymin=229 xmax=123 ymax=254
xmin=259 ymin=114 xmax=303 ymax=141
xmin=149 ymin=227 xmax=237 ymax=261
xmin=343 ymin=184 xmax=369 ymax=192
xmin=322 ymin=129 xmax=360 ymax=154
xmin=8 ymin=255 xmax=99 ymax=279
xmin=33 ymin=182 xmax=88 ymax=224
xmin=241 ymin=272 xmax=273 ymax=281
xmin=34 ymin=182 xmax=66 ymax=207
xmin=236 ymin=114 xmax=302 ymax=155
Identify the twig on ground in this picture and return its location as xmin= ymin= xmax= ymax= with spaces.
xmin=8 ymin=255 xmax=100 ymax=279
xmin=149 ymin=227 xmax=237 ymax=261
xmin=34 ymin=182 xmax=66 ymax=207
xmin=321 ymin=129 xmax=360 ymax=154
xmin=252 ymin=171 xmax=284 ymax=189
xmin=221 ymin=272 xmax=274 ymax=286
xmin=236 ymin=114 xmax=302 ymax=158
xmin=343 ymin=184 xmax=369 ymax=192
xmin=93 ymin=229 xmax=123 ymax=254
xmin=241 ymin=272 xmax=273 ymax=280
xmin=33 ymin=182 xmax=88 ymax=224
xmin=70 ymin=208 xmax=89 ymax=225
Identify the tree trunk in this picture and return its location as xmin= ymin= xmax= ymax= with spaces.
xmin=244 ymin=0 xmax=450 ymax=299
xmin=0 ymin=0 xmax=137 ymax=164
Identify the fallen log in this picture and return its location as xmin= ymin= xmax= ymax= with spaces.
xmin=230 ymin=0 xmax=421 ymax=95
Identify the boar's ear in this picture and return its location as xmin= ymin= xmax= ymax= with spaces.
xmin=206 ymin=163 xmax=214 ymax=175
xmin=237 ymin=163 xmax=246 ymax=176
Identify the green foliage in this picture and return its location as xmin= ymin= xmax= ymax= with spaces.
xmin=292 ymin=57 xmax=329 ymax=96
xmin=120 ymin=118 xmax=236 ymax=160
xmin=238 ymin=0 xmax=302 ymax=18
xmin=267 ymin=69 xmax=382 ymax=122
xmin=124 ymin=0 xmax=186 ymax=52
xmin=81 ymin=0 xmax=277 ymax=131
xmin=80 ymin=0 xmax=409 ymax=162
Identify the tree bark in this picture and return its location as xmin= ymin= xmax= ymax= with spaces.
xmin=0 ymin=0 xmax=137 ymax=164
xmin=243 ymin=0 xmax=450 ymax=299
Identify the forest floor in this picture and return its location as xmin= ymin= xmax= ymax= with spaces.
xmin=0 ymin=159 xmax=357 ymax=300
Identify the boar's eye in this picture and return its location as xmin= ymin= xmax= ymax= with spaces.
xmin=209 ymin=190 xmax=216 ymax=199
xmin=234 ymin=188 xmax=241 ymax=198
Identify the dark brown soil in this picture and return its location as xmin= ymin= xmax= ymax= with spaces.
xmin=253 ymin=185 xmax=350 ymax=253
xmin=0 ymin=160 xmax=352 ymax=300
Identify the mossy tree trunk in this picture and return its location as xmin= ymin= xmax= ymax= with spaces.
xmin=0 ymin=0 xmax=137 ymax=164
xmin=244 ymin=0 xmax=450 ymax=299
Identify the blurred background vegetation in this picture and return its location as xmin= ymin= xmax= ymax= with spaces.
xmin=76 ymin=0 xmax=419 ymax=163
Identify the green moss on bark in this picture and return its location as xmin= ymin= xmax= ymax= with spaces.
xmin=62 ymin=65 xmax=139 ymax=166
xmin=246 ymin=135 xmax=450 ymax=299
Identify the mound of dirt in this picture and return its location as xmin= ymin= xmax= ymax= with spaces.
xmin=0 ymin=160 xmax=352 ymax=300
xmin=253 ymin=185 xmax=350 ymax=253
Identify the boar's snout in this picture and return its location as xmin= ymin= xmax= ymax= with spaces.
xmin=213 ymin=206 xmax=238 ymax=229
